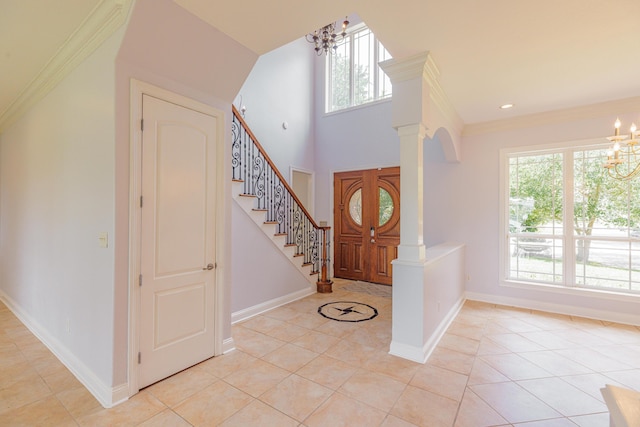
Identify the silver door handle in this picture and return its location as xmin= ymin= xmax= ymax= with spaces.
xmin=203 ymin=263 xmax=215 ymax=270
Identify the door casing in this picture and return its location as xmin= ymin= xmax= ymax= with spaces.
xmin=127 ymin=80 xmax=226 ymax=396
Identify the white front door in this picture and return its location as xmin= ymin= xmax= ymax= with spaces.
xmin=138 ymin=94 xmax=217 ymax=388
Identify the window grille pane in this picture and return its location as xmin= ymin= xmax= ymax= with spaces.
xmin=328 ymin=38 xmax=350 ymax=112
xmin=378 ymin=43 xmax=392 ymax=99
xmin=509 ymin=153 xmax=563 ymax=236
xmin=574 ymin=148 xmax=634 ymax=238
xmin=575 ymin=239 xmax=640 ymax=292
xmin=353 ymin=28 xmax=374 ymax=105
xmin=509 ymin=237 xmax=563 ymax=283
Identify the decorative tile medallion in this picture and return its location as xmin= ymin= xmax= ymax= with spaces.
xmin=318 ymin=301 xmax=378 ymax=322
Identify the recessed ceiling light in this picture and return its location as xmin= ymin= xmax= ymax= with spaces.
xmin=500 ymin=103 xmax=514 ymax=110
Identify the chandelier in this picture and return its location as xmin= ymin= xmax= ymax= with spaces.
xmin=306 ymin=17 xmax=349 ymax=55
xmin=604 ymin=118 xmax=640 ymax=180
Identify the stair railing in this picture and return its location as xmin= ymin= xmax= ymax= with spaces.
xmin=231 ymin=106 xmax=333 ymax=292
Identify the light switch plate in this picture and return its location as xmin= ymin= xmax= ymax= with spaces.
xmin=98 ymin=232 xmax=108 ymax=248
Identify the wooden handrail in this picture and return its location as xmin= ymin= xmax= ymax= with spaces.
xmin=232 ymin=105 xmax=333 ymax=292
xmin=232 ymin=106 xmax=322 ymax=230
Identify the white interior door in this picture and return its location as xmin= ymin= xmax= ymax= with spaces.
xmin=139 ymin=94 xmax=217 ymax=388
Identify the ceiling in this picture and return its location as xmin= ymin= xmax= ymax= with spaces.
xmin=2 ymin=0 xmax=640 ymax=127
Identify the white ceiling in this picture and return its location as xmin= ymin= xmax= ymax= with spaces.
xmin=2 ymin=0 xmax=640 ymax=126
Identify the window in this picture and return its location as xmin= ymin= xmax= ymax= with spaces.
xmin=326 ymin=24 xmax=392 ymax=113
xmin=503 ymin=142 xmax=640 ymax=294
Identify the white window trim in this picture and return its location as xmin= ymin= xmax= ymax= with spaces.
xmin=499 ymin=137 xmax=640 ymax=300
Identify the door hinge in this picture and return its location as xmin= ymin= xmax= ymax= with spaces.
xmin=138 ymin=352 xmax=141 ymax=364
xmin=140 ymin=196 xmax=143 ymax=208
xmin=138 ymin=274 xmax=142 ymax=287
xmin=141 ymin=119 xmax=144 ymax=132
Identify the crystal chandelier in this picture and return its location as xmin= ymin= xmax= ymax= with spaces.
xmin=604 ymin=118 xmax=640 ymax=181
xmin=306 ymin=17 xmax=349 ymax=55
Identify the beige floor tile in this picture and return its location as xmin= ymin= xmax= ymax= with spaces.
xmin=30 ymin=353 xmax=68 ymax=377
xmin=481 ymin=353 xmax=552 ymax=381
xmin=56 ymin=385 xmax=103 ymax=419
xmin=477 ymin=336 xmax=511 ymax=355
xmin=172 ymin=381 xmax=253 ymax=426
xmin=291 ymin=330 xmax=340 ymax=353
xmin=338 ymin=369 xmax=406 ymax=412
xmin=324 ymin=337 xmax=378 ymax=366
xmin=555 ymin=347 xmax=633 ymax=372
xmin=438 ymin=333 xmax=481 ymax=355
xmin=446 ymin=321 xmax=486 ymax=340
xmin=592 ymin=344 xmax=640 ymax=369
xmin=517 ymin=377 xmax=608 ymax=416
xmin=453 ymin=388 xmax=508 ymax=427
xmin=314 ymin=318 xmax=359 ymax=339
xmin=295 ymin=354 xmax=357 ymax=390
xmin=42 ymin=367 xmax=83 ymax=393
xmin=261 ymin=306 xmax=302 ymax=322
xmin=304 ymin=393 xmax=387 ymax=427
xmin=362 ymin=352 xmax=421 ymax=384
xmin=220 ymin=399 xmax=298 ymax=427
xmin=0 ymin=360 xmax=40 ymax=389
xmin=261 ymin=342 xmax=319 ymax=372
xmin=519 ymin=350 xmax=593 ymax=376
xmin=519 ymin=330 xmax=579 ymax=350
xmin=291 ymin=312 xmax=330 ymax=329
xmin=484 ymin=333 xmax=545 ymax=352
xmin=264 ymin=322 xmax=309 ymax=342
xmin=233 ymin=326 xmax=286 ymax=358
xmin=380 ymin=414 xmax=420 ymax=426
xmin=197 ymin=349 xmax=257 ymax=379
xmin=512 ymin=418 xmax=583 ymax=426
xmin=0 ymin=375 xmax=52 ymax=415
xmin=240 ymin=315 xmax=285 ymax=335
xmin=223 ymin=359 xmax=290 ymax=397
xmin=467 ymin=358 xmax=510 ymax=385
xmin=470 ymin=382 xmax=561 ymax=424
xmin=569 ymin=412 xmax=611 ymax=427
xmin=391 ymin=385 xmax=459 ymax=427
xmin=410 ymin=364 xmax=468 ymax=402
xmin=260 ymin=374 xmax=332 ymax=421
xmin=0 ymin=395 xmax=76 ymax=426
xmin=561 ymin=373 xmax=625 ymax=402
xmin=428 ymin=347 xmax=476 ymax=375
xmin=76 ymin=391 xmax=167 ymax=427
xmin=137 ymin=408 xmax=192 ymax=426
xmin=146 ymin=366 xmax=217 ymax=407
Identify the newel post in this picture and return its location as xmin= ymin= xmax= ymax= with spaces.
xmin=316 ymin=226 xmax=333 ymax=293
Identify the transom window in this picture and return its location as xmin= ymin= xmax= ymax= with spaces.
xmin=503 ymin=142 xmax=640 ymax=294
xmin=326 ymin=24 xmax=392 ymax=113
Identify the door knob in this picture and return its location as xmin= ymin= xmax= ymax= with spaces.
xmin=203 ymin=263 xmax=215 ymax=270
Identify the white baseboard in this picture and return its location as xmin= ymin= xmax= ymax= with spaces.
xmin=466 ymin=291 xmax=640 ymax=326
xmin=0 ymin=291 xmax=125 ymax=408
xmin=231 ymin=286 xmax=315 ymax=324
xmin=389 ymin=294 xmax=465 ymax=364
xmin=222 ymin=337 xmax=236 ymax=354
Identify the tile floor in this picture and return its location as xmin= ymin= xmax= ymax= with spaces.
xmin=2 ymin=279 xmax=640 ymax=426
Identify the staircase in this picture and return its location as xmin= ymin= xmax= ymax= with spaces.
xmin=230 ymin=106 xmax=332 ymax=292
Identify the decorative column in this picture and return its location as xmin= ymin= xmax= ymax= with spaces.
xmin=380 ymin=52 xmax=433 ymax=363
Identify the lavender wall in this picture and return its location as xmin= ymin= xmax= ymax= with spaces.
xmin=433 ymin=112 xmax=640 ymax=321
xmin=115 ymin=0 xmax=257 ymax=383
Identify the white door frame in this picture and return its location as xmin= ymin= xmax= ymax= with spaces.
xmin=127 ymin=79 xmax=226 ymax=396
xmin=289 ymin=166 xmax=315 ymax=217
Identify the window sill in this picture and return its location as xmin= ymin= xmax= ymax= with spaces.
xmin=323 ymin=97 xmax=391 ymax=118
xmin=501 ymin=279 xmax=640 ymax=303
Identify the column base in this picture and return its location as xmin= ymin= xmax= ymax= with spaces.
xmin=316 ymin=280 xmax=333 ymax=293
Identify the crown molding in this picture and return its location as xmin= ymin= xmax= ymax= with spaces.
xmin=0 ymin=0 xmax=132 ymax=133
xmin=463 ymin=96 xmax=640 ymax=137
